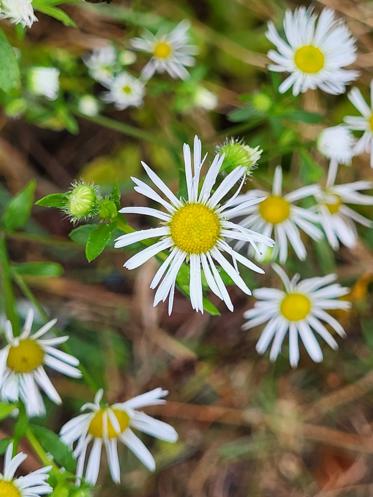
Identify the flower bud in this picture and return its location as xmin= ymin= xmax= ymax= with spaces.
xmin=98 ymin=199 xmax=117 ymax=222
xmin=67 ymin=183 xmax=97 ymax=221
xmin=218 ymin=139 xmax=262 ymax=175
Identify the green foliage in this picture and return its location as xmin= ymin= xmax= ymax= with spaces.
xmin=31 ymin=425 xmax=76 ymax=472
xmin=36 ymin=193 xmax=68 ymax=208
xmin=2 ymin=181 xmax=36 ymax=231
xmin=12 ymin=261 xmax=64 ymax=277
xmin=0 ymin=402 xmax=17 ymax=421
xmin=85 ymin=223 xmax=114 ymax=262
xmin=0 ymin=29 xmax=20 ymax=92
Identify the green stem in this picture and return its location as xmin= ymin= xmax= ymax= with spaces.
xmin=75 ymin=111 xmax=168 ymax=146
xmin=26 ymin=428 xmax=58 ymax=469
xmin=0 ymin=234 xmax=20 ymax=335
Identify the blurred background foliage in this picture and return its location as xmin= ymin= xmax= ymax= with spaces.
xmin=1 ymin=0 xmax=373 ymax=496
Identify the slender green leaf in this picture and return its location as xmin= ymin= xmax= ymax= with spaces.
xmin=69 ymin=224 xmax=98 ymax=245
xmin=31 ymin=425 xmax=76 ymax=472
xmin=12 ymin=262 xmax=64 ymax=278
xmin=2 ymin=181 xmax=36 ymax=231
xmin=36 ymin=193 xmax=67 ymax=209
xmin=0 ymin=402 xmax=17 ymax=421
xmin=0 ymin=29 xmax=20 ymax=92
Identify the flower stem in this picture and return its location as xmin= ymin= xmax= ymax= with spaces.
xmin=0 ymin=234 xmax=20 ymax=335
xmin=26 ymin=428 xmax=58 ymax=470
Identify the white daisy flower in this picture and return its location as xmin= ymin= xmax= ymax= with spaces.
xmin=0 ymin=0 xmax=37 ymax=28
xmin=28 ymin=67 xmax=60 ymax=101
xmin=315 ymin=163 xmax=373 ymax=250
xmin=243 ymin=264 xmax=350 ymax=367
xmin=0 ymin=442 xmax=51 ymax=497
xmin=232 ymin=166 xmax=321 ymax=264
xmin=60 ymin=388 xmax=178 ymax=485
xmin=318 ymin=125 xmax=356 ymax=165
xmin=345 ymin=81 xmax=373 ymax=167
xmin=266 ymin=7 xmax=358 ymax=95
xmin=84 ymin=45 xmax=117 ymax=85
xmin=0 ymin=309 xmax=82 ymax=417
xmin=115 ymin=136 xmax=274 ymax=314
xmin=102 ymin=72 xmax=145 ymax=110
xmin=131 ymin=20 xmax=197 ymax=80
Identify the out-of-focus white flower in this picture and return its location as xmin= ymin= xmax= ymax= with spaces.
xmin=243 ymin=264 xmax=350 ymax=367
xmin=84 ymin=45 xmax=117 ymax=85
xmin=78 ymin=95 xmax=99 ymax=117
xmin=318 ymin=125 xmax=356 ymax=165
xmin=115 ymin=136 xmax=274 ymax=314
xmin=118 ymin=50 xmax=137 ymax=66
xmin=345 ymin=81 xmax=373 ymax=167
xmin=60 ymin=388 xmax=178 ymax=485
xmin=131 ymin=20 xmax=197 ymax=80
xmin=0 ymin=0 xmax=37 ymax=28
xmin=194 ymin=87 xmax=218 ymax=111
xmin=0 ymin=309 xmax=81 ymax=417
xmin=102 ymin=72 xmax=145 ymax=110
xmin=315 ymin=163 xmax=373 ymax=250
xmin=266 ymin=7 xmax=358 ymax=95
xmin=232 ymin=166 xmax=321 ymax=263
xmin=0 ymin=443 xmax=51 ymax=496
xmin=28 ymin=67 xmax=60 ymax=101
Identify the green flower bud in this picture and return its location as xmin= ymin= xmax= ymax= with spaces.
xmin=67 ymin=182 xmax=97 ymax=221
xmin=218 ymin=139 xmax=262 ymax=175
xmin=98 ymin=198 xmax=117 ymax=222
xmin=252 ymin=92 xmax=271 ymax=113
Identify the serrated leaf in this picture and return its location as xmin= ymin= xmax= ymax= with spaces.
xmin=31 ymin=425 xmax=76 ymax=472
xmin=85 ymin=224 xmax=113 ymax=262
xmin=69 ymin=224 xmax=98 ymax=245
xmin=13 ymin=262 xmax=64 ymax=277
xmin=0 ymin=29 xmax=20 ymax=92
xmin=0 ymin=402 xmax=17 ymax=421
xmin=2 ymin=181 xmax=36 ymax=231
xmin=36 ymin=193 xmax=67 ymax=208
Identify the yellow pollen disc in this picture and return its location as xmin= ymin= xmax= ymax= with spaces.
xmin=7 ymin=339 xmax=45 ymax=373
xmin=122 ymin=85 xmax=133 ymax=95
xmin=170 ymin=203 xmax=220 ymax=254
xmin=369 ymin=113 xmax=373 ymax=132
xmin=153 ymin=41 xmax=172 ymax=59
xmin=0 ymin=480 xmax=21 ymax=497
xmin=324 ymin=195 xmax=342 ymax=215
xmin=280 ymin=293 xmax=312 ymax=321
xmin=259 ymin=195 xmax=290 ymax=224
xmin=88 ymin=408 xmax=130 ymax=439
xmin=294 ymin=45 xmax=325 ymax=74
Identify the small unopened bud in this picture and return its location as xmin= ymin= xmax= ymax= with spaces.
xmin=98 ymin=199 xmax=117 ymax=222
xmin=218 ymin=139 xmax=262 ymax=175
xmin=78 ymin=95 xmax=99 ymax=117
xmin=67 ymin=182 xmax=97 ymax=221
xmin=252 ymin=92 xmax=271 ymax=112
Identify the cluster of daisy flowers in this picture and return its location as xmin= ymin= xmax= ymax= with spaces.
xmin=83 ymin=20 xmax=197 ymax=112
xmin=0 ymin=310 xmax=179 ymax=490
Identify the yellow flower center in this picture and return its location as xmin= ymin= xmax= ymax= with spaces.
xmin=88 ymin=408 xmax=130 ymax=439
xmin=122 ymin=85 xmax=133 ymax=95
xmin=0 ymin=480 xmax=21 ymax=497
xmin=153 ymin=41 xmax=173 ymax=59
xmin=294 ymin=45 xmax=325 ymax=74
xmin=280 ymin=293 xmax=312 ymax=321
xmin=170 ymin=203 xmax=221 ymax=254
xmin=259 ymin=195 xmax=290 ymax=224
xmin=369 ymin=113 xmax=373 ymax=132
xmin=324 ymin=194 xmax=342 ymax=215
xmin=7 ymin=339 xmax=45 ymax=373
